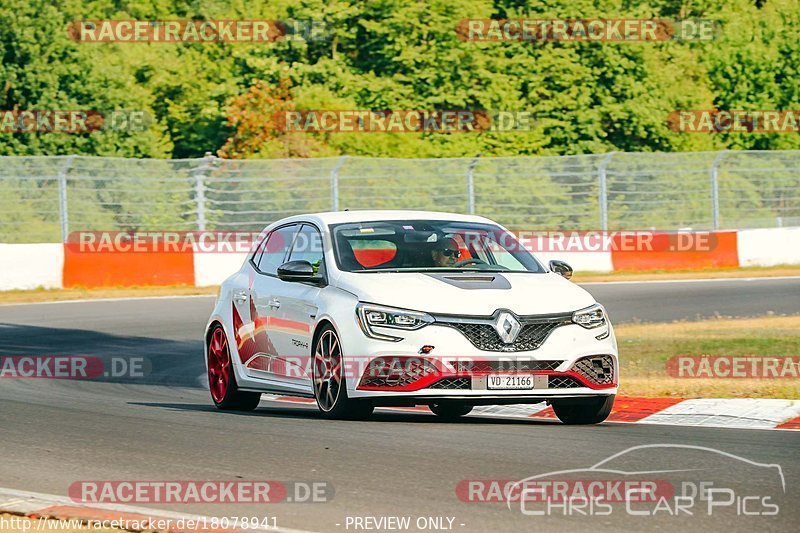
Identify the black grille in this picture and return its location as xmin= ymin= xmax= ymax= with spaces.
xmin=571 ymin=355 xmax=615 ymax=385
xmin=548 ymin=376 xmax=583 ymax=389
xmin=453 ymin=360 xmax=563 ymax=372
xmin=359 ymin=358 xmax=438 ymax=388
xmin=440 ymin=318 xmax=569 ymax=352
xmin=429 ymin=377 xmax=472 ymax=390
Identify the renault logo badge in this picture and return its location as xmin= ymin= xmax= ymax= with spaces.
xmin=494 ymin=311 xmax=521 ymax=344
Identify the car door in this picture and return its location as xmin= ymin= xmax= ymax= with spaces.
xmin=246 ymin=223 xmax=300 ymax=387
xmin=268 ymin=223 xmax=325 ymax=386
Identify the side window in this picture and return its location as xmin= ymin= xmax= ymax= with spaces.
xmin=257 ymin=224 xmax=299 ymax=275
xmin=288 ymin=224 xmax=325 ymax=275
xmin=251 ymin=232 xmax=270 ymax=267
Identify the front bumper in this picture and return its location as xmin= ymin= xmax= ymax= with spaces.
xmin=344 ymin=320 xmax=618 ymax=400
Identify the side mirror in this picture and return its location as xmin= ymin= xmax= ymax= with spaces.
xmin=277 ymin=260 xmax=323 ymax=283
xmin=549 ymin=260 xmax=573 ymax=280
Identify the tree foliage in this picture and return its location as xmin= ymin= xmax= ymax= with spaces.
xmin=0 ymin=0 xmax=797 ymax=158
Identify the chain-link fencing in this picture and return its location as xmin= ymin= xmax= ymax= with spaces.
xmin=1 ymin=150 xmax=798 ymax=243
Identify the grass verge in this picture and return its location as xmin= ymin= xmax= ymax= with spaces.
xmin=574 ymin=264 xmax=800 ymax=282
xmin=2 ymin=265 xmax=799 ymax=304
xmin=616 ymin=315 xmax=800 ymax=399
xmin=0 ymin=285 xmax=217 ymax=304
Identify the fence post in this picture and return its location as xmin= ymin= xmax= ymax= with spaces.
xmin=466 ymin=154 xmax=481 ymax=215
xmin=331 ymin=155 xmax=348 ymax=211
xmin=710 ymin=151 xmax=726 ymax=230
xmin=195 ymin=152 xmax=215 ymax=231
xmin=58 ymin=156 xmax=75 ymax=242
xmin=598 ymin=152 xmax=615 ymax=231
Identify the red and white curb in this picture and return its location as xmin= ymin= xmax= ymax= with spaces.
xmin=0 ymin=487 xmax=314 ymax=533
xmin=263 ymin=394 xmax=800 ymax=431
xmin=4 ymin=227 xmax=800 ymax=290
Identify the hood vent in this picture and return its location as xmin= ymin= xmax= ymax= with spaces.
xmin=443 ymin=275 xmax=495 ymax=282
xmin=426 ymin=273 xmax=511 ymax=290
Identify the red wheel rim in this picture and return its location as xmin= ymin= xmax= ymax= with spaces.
xmin=208 ymin=327 xmax=230 ymax=403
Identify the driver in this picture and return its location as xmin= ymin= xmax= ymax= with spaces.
xmin=431 ymin=236 xmax=462 ymax=267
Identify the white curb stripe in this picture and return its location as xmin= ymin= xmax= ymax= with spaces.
xmin=639 ymin=398 xmax=800 ymax=429
xmin=258 ymin=395 xmax=800 ymax=431
xmin=470 ymin=403 xmax=552 ymax=419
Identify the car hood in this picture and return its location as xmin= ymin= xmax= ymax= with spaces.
xmin=333 ymin=271 xmax=596 ymax=316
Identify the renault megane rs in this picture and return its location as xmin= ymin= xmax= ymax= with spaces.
xmin=205 ymin=210 xmax=618 ymax=424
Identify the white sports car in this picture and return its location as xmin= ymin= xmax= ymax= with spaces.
xmin=205 ymin=211 xmax=618 ymax=424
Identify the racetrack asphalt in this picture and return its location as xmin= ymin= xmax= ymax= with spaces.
xmin=0 ymin=277 xmax=798 ymax=532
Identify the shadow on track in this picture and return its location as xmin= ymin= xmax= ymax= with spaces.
xmin=0 ymin=322 xmax=204 ymax=387
xmin=128 ymin=400 xmax=566 ymax=426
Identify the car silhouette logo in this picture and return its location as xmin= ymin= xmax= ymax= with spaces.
xmin=495 ymin=311 xmax=521 ymax=344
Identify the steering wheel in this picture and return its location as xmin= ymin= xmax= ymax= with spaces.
xmin=454 ymin=258 xmax=487 ymax=267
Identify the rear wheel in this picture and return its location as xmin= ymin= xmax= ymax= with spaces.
xmin=313 ymin=325 xmax=373 ymax=420
xmin=207 ymin=325 xmax=261 ymax=411
xmin=429 ymin=403 xmax=473 ymax=420
xmin=551 ymin=395 xmax=614 ymax=425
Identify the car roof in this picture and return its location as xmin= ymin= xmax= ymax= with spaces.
xmin=271 ymin=210 xmax=498 ymax=228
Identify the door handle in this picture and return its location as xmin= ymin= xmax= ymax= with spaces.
xmin=268 ymin=299 xmax=281 ymax=309
xmin=233 ymin=290 xmax=248 ymax=303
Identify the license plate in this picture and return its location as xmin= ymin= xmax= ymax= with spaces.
xmin=487 ymin=374 xmax=542 ymax=390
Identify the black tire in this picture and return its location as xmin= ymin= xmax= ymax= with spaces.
xmin=207 ymin=324 xmax=261 ymax=411
xmin=551 ymin=395 xmax=615 ymax=425
xmin=430 ymin=403 xmax=473 ymax=420
xmin=312 ymin=324 xmax=374 ymax=420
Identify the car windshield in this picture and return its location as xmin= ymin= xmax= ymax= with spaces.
xmin=330 ymin=220 xmax=545 ymax=273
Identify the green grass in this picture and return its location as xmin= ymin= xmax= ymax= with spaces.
xmin=616 ymin=315 xmax=800 ymax=399
xmin=574 ymin=264 xmax=800 ymax=282
xmin=0 ymin=285 xmax=217 ymax=304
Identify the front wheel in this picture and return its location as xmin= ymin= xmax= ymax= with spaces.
xmin=313 ymin=325 xmax=374 ymax=420
xmin=207 ymin=324 xmax=261 ymax=411
xmin=429 ymin=403 xmax=473 ymax=420
xmin=551 ymin=395 xmax=614 ymax=425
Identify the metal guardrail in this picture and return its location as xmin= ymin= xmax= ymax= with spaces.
xmin=0 ymin=150 xmax=798 ymax=243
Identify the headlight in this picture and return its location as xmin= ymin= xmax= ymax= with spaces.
xmin=572 ymin=304 xmax=607 ymax=329
xmin=356 ymin=303 xmax=434 ymax=341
